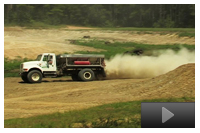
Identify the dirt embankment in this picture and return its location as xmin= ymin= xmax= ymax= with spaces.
xmin=4 ymin=63 xmax=195 ymax=120
xmin=4 ymin=28 xmax=102 ymax=59
xmin=4 ymin=27 xmax=195 ymax=59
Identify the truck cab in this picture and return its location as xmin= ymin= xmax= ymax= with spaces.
xmin=20 ymin=53 xmax=57 ymax=83
xmin=35 ymin=53 xmax=56 ymax=72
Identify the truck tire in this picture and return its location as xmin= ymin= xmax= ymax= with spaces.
xmin=21 ymin=73 xmax=29 ymax=83
xmin=78 ymin=69 xmax=95 ymax=81
xmin=27 ymin=70 xmax=42 ymax=83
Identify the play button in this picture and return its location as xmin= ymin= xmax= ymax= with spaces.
xmin=162 ymin=107 xmax=174 ymax=123
xmin=141 ymin=102 xmax=195 ymax=128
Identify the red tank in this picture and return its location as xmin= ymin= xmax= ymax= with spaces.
xmin=74 ymin=61 xmax=91 ymax=65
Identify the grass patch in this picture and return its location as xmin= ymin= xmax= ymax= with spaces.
xmin=72 ymin=40 xmax=195 ymax=59
xmin=64 ymin=27 xmax=195 ymax=38
xmin=4 ymin=97 xmax=194 ymax=128
xmin=98 ymin=27 xmax=195 ymax=32
xmin=4 ymin=22 xmax=66 ymax=29
xmin=136 ymin=31 xmax=153 ymax=34
xmin=4 ymin=72 xmax=20 ymax=77
xmin=4 ymin=57 xmax=31 ymax=78
xmin=178 ymin=32 xmax=195 ymax=38
xmin=135 ymin=31 xmax=195 ymax=38
xmin=25 ymin=22 xmax=66 ymax=29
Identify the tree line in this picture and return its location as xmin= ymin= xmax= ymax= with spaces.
xmin=4 ymin=4 xmax=195 ymax=28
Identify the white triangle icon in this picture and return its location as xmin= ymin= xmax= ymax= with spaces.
xmin=162 ymin=107 xmax=174 ymax=123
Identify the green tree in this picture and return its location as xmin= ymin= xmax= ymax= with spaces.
xmin=4 ymin=4 xmax=195 ymax=28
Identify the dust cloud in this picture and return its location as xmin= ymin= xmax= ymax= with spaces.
xmin=105 ymin=48 xmax=195 ymax=79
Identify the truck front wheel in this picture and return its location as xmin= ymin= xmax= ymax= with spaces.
xmin=21 ymin=73 xmax=29 ymax=83
xmin=78 ymin=69 xmax=95 ymax=81
xmin=27 ymin=70 xmax=43 ymax=83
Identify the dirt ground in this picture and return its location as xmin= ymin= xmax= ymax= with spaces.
xmin=4 ymin=63 xmax=194 ymax=120
xmin=4 ymin=27 xmax=195 ymax=59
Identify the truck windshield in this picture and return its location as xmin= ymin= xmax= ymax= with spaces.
xmin=36 ymin=55 xmax=42 ymax=61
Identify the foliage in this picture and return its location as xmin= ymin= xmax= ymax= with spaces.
xmin=24 ymin=21 xmax=66 ymax=29
xmin=178 ymin=32 xmax=195 ymax=38
xmin=153 ymin=16 xmax=175 ymax=28
xmin=4 ymin=4 xmax=195 ymax=28
xmin=4 ymin=57 xmax=31 ymax=77
xmin=98 ymin=27 xmax=195 ymax=32
xmin=4 ymin=97 xmax=194 ymax=128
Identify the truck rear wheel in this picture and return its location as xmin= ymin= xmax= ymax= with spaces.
xmin=78 ymin=69 xmax=95 ymax=81
xmin=27 ymin=70 xmax=42 ymax=83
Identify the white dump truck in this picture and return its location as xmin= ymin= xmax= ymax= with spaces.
xmin=19 ymin=53 xmax=106 ymax=83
